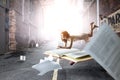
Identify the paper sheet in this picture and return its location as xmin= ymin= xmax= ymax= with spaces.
xmin=84 ymin=23 xmax=120 ymax=80
xmin=32 ymin=56 xmax=62 ymax=76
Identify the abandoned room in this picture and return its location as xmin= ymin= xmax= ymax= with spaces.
xmin=0 ymin=0 xmax=120 ymax=80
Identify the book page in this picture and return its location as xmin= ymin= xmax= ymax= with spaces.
xmin=84 ymin=23 xmax=120 ymax=80
xmin=63 ymin=50 xmax=89 ymax=59
xmin=44 ymin=48 xmax=80 ymax=57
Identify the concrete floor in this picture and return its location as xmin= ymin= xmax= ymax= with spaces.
xmin=0 ymin=42 xmax=114 ymax=80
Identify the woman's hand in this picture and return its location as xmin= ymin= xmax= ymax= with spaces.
xmin=57 ymin=46 xmax=62 ymax=49
xmin=57 ymin=46 xmax=71 ymax=49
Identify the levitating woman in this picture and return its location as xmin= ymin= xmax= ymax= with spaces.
xmin=58 ymin=22 xmax=98 ymax=49
xmin=57 ymin=22 xmax=98 ymax=65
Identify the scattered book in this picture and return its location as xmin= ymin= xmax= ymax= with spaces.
xmin=44 ymin=48 xmax=91 ymax=62
xmin=84 ymin=23 xmax=120 ymax=80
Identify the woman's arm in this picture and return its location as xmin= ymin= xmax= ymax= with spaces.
xmin=57 ymin=38 xmax=73 ymax=49
xmin=68 ymin=37 xmax=73 ymax=48
xmin=57 ymin=42 xmax=70 ymax=49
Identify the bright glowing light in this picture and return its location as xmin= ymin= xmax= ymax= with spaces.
xmin=41 ymin=0 xmax=84 ymax=40
xmin=36 ymin=43 xmax=39 ymax=47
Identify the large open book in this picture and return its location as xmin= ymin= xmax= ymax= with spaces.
xmin=44 ymin=48 xmax=91 ymax=62
xmin=84 ymin=23 xmax=120 ymax=80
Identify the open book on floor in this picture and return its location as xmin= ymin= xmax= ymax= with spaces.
xmin=44 ymin=48 xmax=91 ymax=62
